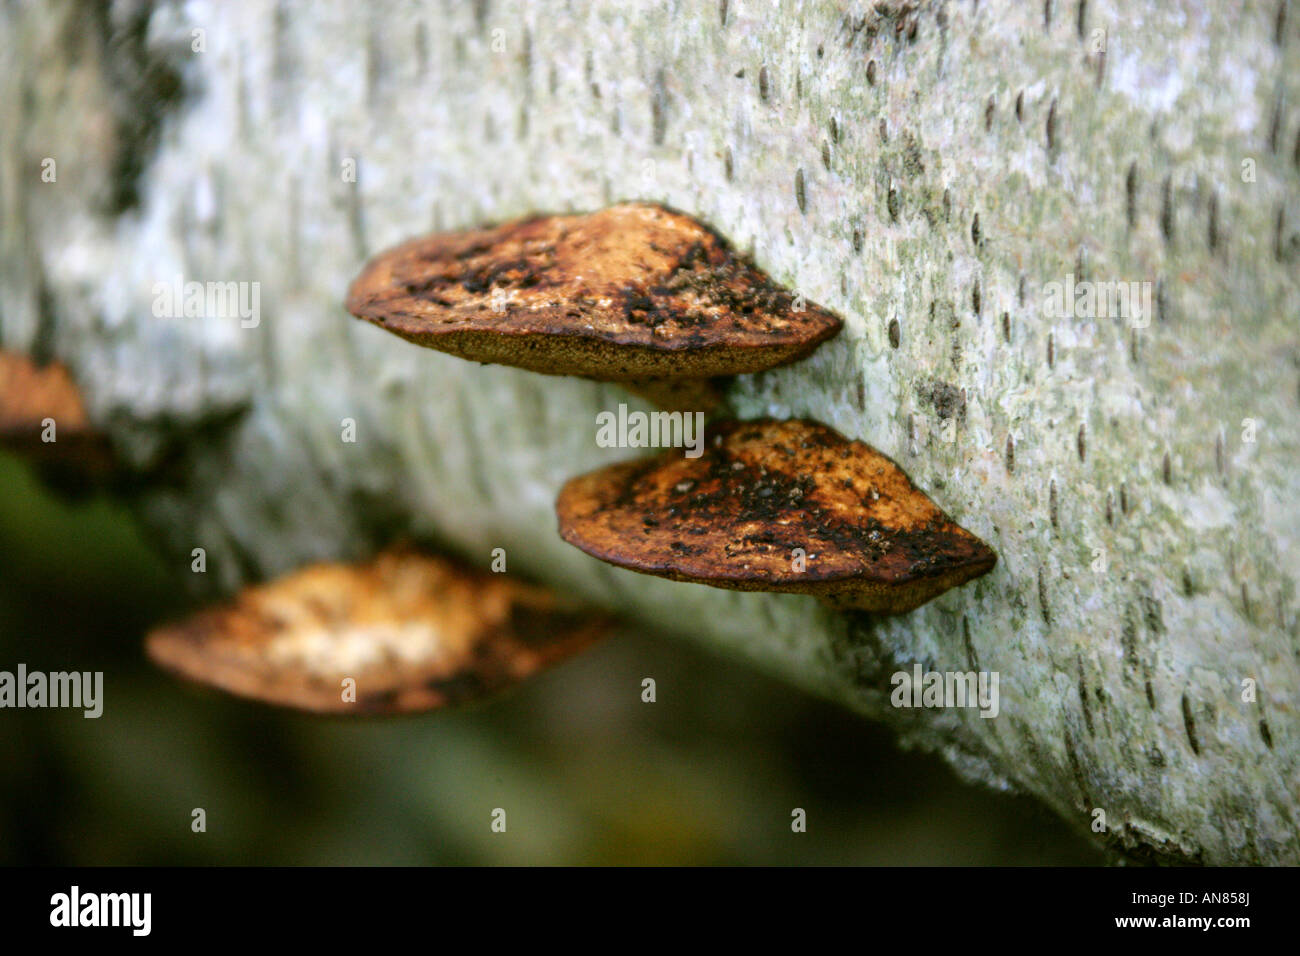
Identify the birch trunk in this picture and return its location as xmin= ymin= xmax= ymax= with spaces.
xmin=3 ymin=0 xmax=1297 ymax=864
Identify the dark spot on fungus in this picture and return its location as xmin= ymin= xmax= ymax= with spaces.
xmin=1015 ymin=89 xmax=1024 ymax=122
xmin=888 ymin=318 xmax=901 ymax=348
xmin=555 ymin=418 xmax=997 ymax=614
xmin=984 ymin=94 xmax=995 ymax=131
xmin=1005 ymin=434 xmax=1015 ymax=473
xmin=887 ymin=185 xmax=900 ymax=221
xmin=795 ymin=168 xmax=807 ymax=213
xmin=866 ymin=59 xmax=878 ymax=85
xmin=1046 ymin=97 xmax=1058 ymax=150
xmin=1077 ymin=422 xmax=1086 ymax=461
xmin=758 ymin=65 xmax=770 ymax=101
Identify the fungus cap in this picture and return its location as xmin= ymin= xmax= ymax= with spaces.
xmin=0 ymin=351 xmax=112 ymax=473
xmin=345 ymin=202 xmax=842 ymax=381
xmin=146 ymin=549 xmax=613 ymax=714
xmin=556 ymin=419 xmax=997 ymax=614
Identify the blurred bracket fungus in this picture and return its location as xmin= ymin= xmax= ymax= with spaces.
xmin=145 ymin=548 xmax=615 ymax=714
xmin=345 ymin=202 xmax=843 ymax=411
xmin=0 ymin=351 xmax=115 ymax=480
xmin=556 ymin=418 xmax=996 ymax=614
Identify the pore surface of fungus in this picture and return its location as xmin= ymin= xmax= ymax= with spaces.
xmin=345 ymin=202 xmax=842 ymax=386
xmin=556 ymin=418 xmax=997 ymax=614
xmin=146 ymin=548 xmax=613 ymax=714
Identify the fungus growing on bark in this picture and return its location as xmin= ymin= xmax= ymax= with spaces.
xmin=345 ymin=202 xmax=842 ymax=410
xmin=0 ymin=351 xmax=113 ymax=476
xmin=556 ymin=418 xmax=996 ymax=613
xmin=145 ymin=548 xmax=614 ymax=714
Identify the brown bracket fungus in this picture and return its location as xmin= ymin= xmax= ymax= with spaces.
xmin=145 ymin=548 xmax=614 ymax=714
xmin=345 ymin=202 xmax=842 ymax=411
xmin=0 ymin=350 xmax=113 ymax=476
xmin=556 ymin=418 xmax=997 ymax=614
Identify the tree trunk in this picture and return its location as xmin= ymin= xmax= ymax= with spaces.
xmin=3 ymin=0 xmax=1297 ymax=864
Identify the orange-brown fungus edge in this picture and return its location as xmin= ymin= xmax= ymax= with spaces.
xmin=555 ymin=418 xmax=997 ymax=614
xmin=0 ymin=351 xmax=112 ymax=472
xmin=145 ymin=548 xmax=614 ymax=714
xmin=345 ymin=202 xmax=843 ymax=380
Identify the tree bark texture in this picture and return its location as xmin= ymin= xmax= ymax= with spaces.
xmin=2 ymin=0 xmax=1297 ymax=863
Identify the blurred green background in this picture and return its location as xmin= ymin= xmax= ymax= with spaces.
xmin=0 ymin=452 xmax=1103 ymax=865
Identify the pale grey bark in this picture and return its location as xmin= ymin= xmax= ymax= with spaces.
xmin=2 ymin=0 xmax=1298 ymax=863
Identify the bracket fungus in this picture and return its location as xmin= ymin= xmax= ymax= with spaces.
xmin=145 ymin=548 xmax=614 ymax=714
xmin=556 ymin=419 xmax=997 ymax=614
xmin=345 ymin=202 xmax=842 ymax=410
xmin=0 ymin=350 xmax=113 ymax=476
